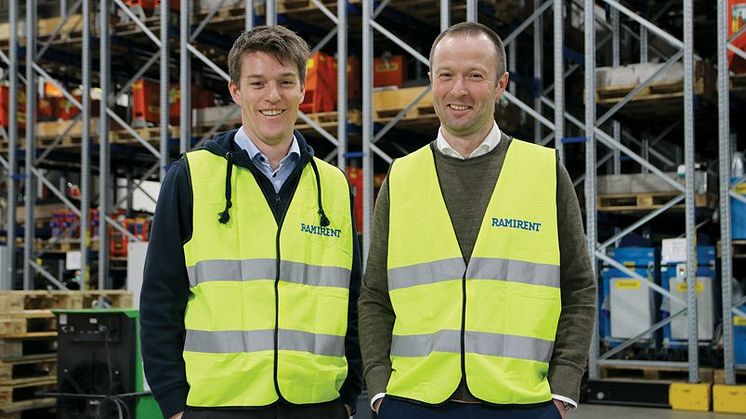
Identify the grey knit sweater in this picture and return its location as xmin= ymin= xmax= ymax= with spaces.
xmin=358 ymin=135 xmax=597 ymax=404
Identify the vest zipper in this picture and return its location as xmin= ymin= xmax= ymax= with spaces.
xmin=273 ymin=224 xmax=283 ymax=400
xmin=271 ymin=171 xmax=299 ymax=403
xmin=460 ymin=269 xmax=467 ymax=386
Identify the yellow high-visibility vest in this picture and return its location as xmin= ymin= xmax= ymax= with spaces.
xmin=386 ymin=139 xmax=560 ymax=404
xmin=182 ymin=149 xmax=353 ymax=407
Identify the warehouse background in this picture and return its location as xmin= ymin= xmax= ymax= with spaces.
xmin=0 ymin=0 xmax=745 ymax=418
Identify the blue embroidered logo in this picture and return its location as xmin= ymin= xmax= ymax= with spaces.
xmin=491 ymin=217 xmax=542 ymax=232
xmin=300 ymin=223 xmax=342 ymax=238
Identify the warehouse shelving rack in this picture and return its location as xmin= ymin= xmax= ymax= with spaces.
xmin=718 ymin=0 xmax=746 ymax=386
xmin=1 ymin=0 xmax=744 ymax=397
xmin=0 ymin=0 xmax=352 ymax=291
xmin=358 ymin=0 xmax=746 ymax=394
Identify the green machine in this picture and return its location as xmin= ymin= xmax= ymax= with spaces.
xmin=52 ymin=308 xmax=162 ymax=419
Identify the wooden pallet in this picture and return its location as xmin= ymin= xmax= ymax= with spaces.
xmin=43 ymin=239 xmax=100 ymax=253
xmin=596 ymin=192 xmax=713 ymax=213
xmin=0 ymin=291 xmax=132 ymax=314
xmin=0 ymin=355 xmax=57 ymax=385
xmin=195 ymin=4 xmax=248 ymax=20
xmin=81 ymin=290 xmax=133 ymax=309
xmin=254 ymin=0 xmax=338 ymax=15
xmin=0 ymin=398 xmax=56 ymax=416
xmin=297 ymin=110 xmax=362 ymax=125
xmin=0 ymin=292 xmax=84 ymax=313
xmin=373 ymin=86 xmax=434 ymax=122
xmin=600 ymin=364 xmax=715 ymax=383
xmin=0 ymin=379 xmax=56 ymax=413
xmin=596 ymin=80 xmax=692 ymax=101
xmin=714 ymin=368 xmax=746 ymax=384
xmin=0 ymin=312 xmax=57 ymax=339
xmin=733 ymin=74 xmax=746 ymax=101
xmin=0 ymin=139 xmax=24 ymax=153
xmin=0 ymin=339 xmax=57 ymax=361
xmin=110 ymin=125 xmax=173 ymax=145
xmin=35 ymin=119 xmax=95 ymax=141
xmin=717 ymin=240 xmax=746 ymax=259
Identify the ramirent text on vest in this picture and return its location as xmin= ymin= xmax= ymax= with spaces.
xmin=300 ymin=223 xmax=342 ymax=238
xmin=491 ymin=217 xmax=542 ymax=232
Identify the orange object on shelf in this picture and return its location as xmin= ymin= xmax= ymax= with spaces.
xmin=730 ymin=0 xmax=746 ymax=73
xmin=374 ymin=54 xmax=406 ymax=88
xmin=44 ymin=82 xmax=64 ymax=98
xmin=300 ymin=51 xmax=337 ymax=114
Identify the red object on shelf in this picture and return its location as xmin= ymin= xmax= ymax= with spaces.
xmin=346 ymin=166 xmax=386 ymax=233
xmin=300 ymin=52 xmax=337 ymax=114
xmin=38 ymin=97 xmax=56 ymax=122
xmin=56 ymin=95 xmax=81 ymax=120
xmin=109 ymin=216 xmax=151 ymax=258
xmin=347 ymin=166 xmax=363 ymax=233
xmin=0 ymin=85 xmax=27 ymax=128
xmin=374 ymin=54 xmax=406 ymax=88
xmin=347 ymin=56 xmax=361 ymax=100
xmin=133 ymin=79 xmax=214 ymax=125
xmin=730 ymin=0 xmax=746 ymax=73
xmin=124 ymin=0 xmax=180 ymax=12
xmin=132 ymin=79 xmax=161 ymax=126
xmin=332 ymin=56 xmax=361 ymax=100
xmin=168 ymin=85 xmax=215 ymax=122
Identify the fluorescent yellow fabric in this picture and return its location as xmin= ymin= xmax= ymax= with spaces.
xmin=183 ymin=149 xmax=352 ymax=406
xmin=387 ymin=140 xmax=560 ymax=404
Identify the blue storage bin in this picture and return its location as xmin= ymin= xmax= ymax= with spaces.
xmin=736 ymin=307 xmax=746 ymax=366
xmin=660 ymin=246 xmax=716 ymax=349
xmin=600 ymin=247 xmax=659 ymax=348
xmin=732 ymin=178 xmax=746 ymax=240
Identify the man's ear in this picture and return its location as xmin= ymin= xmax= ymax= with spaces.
xmin=495 ymin=71 xmax=509 ymax=100
xmin=228 ymin=80 xmax=241 ymax=105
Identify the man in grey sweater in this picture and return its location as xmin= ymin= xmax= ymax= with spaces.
xmin=358 ymin=22 xmax=596 ymax=419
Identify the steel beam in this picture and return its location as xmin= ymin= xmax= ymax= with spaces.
xmin=24 ymin=0 xmax=38 ymax=289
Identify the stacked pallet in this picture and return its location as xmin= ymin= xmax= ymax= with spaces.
xmin=0 ymin=290 xmax=133 ymax=419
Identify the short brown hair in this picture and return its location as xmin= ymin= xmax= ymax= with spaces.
xmin=228 ymin=26 xmax=311 ymax=86
xmin=429 ymin=22 xmax=507 ymax=78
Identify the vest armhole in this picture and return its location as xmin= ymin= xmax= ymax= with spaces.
xmin=182 ymin=153 xmax=197 ymax=245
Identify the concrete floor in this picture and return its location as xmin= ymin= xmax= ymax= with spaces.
xmin=352 ymin=395 xmax=746 ymax=418
xmin=574 ymin=404 xmax=746 ymax=418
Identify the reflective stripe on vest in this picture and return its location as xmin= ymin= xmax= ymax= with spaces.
xmin=183 ymin=149 xmax=353 ymax=407
xmin=185 ymin=329 xmax=345 ymax=356
xmin=386 ymin=140 xmax=560 ymax=405
xmin=388 ymin=257 xmax=560 ymax=290
xmin=186 ymin=259 xmax=350 ymax=288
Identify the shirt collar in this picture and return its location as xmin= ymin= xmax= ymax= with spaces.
xmin=234 ymin=126 xmax=300 ymax=163
xmin=435 ymin=121 xmax=502 ymax=160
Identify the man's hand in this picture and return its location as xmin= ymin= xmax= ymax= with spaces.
xmin=169 ymin=412 xmax=183 ymax=419
xmin=553 ymin=399 xmax=568 ymax=419
xmin=345 ymin=404 xmax=353 ymax=417
xmin=373 ymin=398 xmax=383 ymax=414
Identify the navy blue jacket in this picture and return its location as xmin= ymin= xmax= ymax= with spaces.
xmin=140 ymin=129 xmax=363 ymax=418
